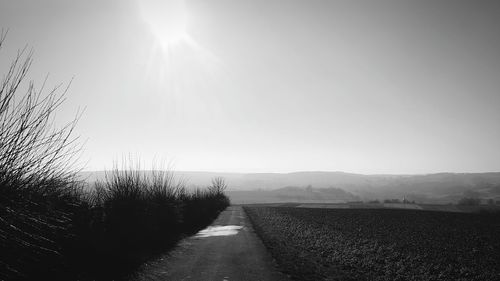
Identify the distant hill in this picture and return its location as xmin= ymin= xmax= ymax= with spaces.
xmin=78 ymin=171 xmax=500 ymax=204
xmin=227 ymin=186 xmax=360 ymax=204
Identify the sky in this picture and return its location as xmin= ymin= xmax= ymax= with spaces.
xmin=1 ymin=0 xmax=500 ymax=174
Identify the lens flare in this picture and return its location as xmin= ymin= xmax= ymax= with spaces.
xmin=139 ymin=0 xmax=188 ymax=49
xmin=138 ymin=0 xmax=225 ymax=118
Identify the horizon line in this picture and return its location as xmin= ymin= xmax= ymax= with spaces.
xmin=79 ymin=169 xmax=500 ymax=176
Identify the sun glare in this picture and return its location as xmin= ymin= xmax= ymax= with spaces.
xmin=139 ymin=0 xmax=189 ymax=49
xmin=138 ymin=0 xmax=224 ymax=111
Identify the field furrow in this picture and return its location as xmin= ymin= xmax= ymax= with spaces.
xmin=244 ymin=206 xmax=500 ymax=281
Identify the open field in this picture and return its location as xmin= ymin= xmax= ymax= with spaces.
xmin=244 ymin=202 xmax=500 ymax=213
xmin=296 ymin=202 xmax=500 ymax=213
xmin=244 ymin=206 xmax=500 ymax=281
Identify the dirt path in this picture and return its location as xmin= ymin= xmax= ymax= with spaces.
xmin=131 ymin=206 xmax=289 ymax=281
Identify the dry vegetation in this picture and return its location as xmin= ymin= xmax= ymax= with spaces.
xmin=0 ymin=32 xmax=229 ymax=280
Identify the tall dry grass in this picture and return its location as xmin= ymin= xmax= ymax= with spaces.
xmin=0 ymin=31 xmax=230 ymax=281
xmin=0 ymin=29 xmax=84 ymax=281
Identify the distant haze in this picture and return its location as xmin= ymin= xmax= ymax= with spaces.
xmin=80 ymin=170 xmax=500 ymax=203
xmin=1 ymin=0 xmax=500 ymax=174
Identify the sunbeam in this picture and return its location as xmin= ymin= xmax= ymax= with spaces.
xmin=138 ymin=0 xmax=223 ymax=101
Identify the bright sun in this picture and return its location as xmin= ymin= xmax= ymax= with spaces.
xmin=137 ymin=0 xmax=223 ymax=102
xmin=139 ymin=0 xmax=189 ymax=49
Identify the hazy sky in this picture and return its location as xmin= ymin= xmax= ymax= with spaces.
xmin=1 ymin=0 xmax=500 ymax=174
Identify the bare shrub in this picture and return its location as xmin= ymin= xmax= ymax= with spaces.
xmin=0 ymin=30 xmax=83 ymax=280
xmin=0 ymin=30 xmax=229 ymax=280
xmin=81 ymin=159 xmax=230 ymax=278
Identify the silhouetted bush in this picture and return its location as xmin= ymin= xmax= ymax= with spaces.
xmin=0 ymin=30 xmax=85 ymax=281
xmin=70 ymin=162 xmax=230 ymax=280
xmin=181 ymin=177 xmax=230 ymax=233
xmin=0 ymin=32 xmax=230 ymax=281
